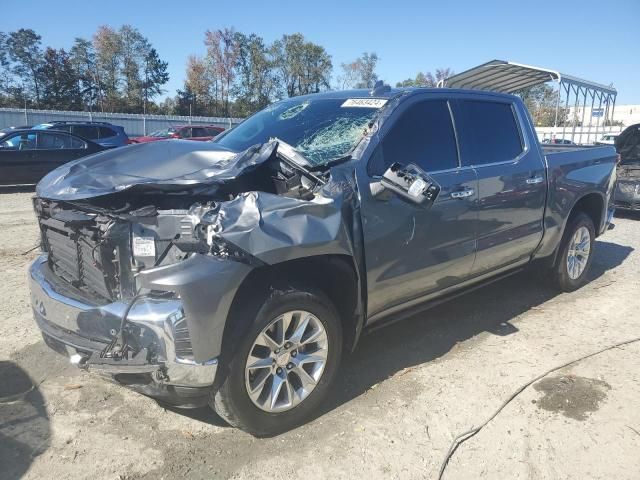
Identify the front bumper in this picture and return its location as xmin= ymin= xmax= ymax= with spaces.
xmin=29 ymin=255 xmax=218 ymax=406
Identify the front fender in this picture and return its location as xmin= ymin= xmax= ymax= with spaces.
xmin=137 ymin=255 xmax=253 ymax=363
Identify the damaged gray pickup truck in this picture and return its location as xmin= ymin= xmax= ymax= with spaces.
xmin=29 ymin=85 xmax=617 ymax=436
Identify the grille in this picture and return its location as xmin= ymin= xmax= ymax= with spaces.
xmin=40 ymin=216 xmax=118 ymax=301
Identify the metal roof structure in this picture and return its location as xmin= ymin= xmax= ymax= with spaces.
xmin=439 ymin=60 xmax=618 ymax=144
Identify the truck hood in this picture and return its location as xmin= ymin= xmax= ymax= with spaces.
xmin=36 ymin=140 xmax=270 ymax=201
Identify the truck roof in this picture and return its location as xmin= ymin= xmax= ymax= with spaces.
xmin=290 ymin=87 xmax=519 ymax=102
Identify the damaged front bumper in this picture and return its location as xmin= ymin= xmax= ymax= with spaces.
xmin=614 ymin=180 xmax=640 ymax=210
xmin=29 ymin=255 xmax=220 ymax=407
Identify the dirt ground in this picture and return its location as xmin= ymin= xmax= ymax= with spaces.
xmin=1 ymin=188 xmax=639 ymax=480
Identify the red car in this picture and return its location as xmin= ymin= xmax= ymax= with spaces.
xmin=131 ymin=125 xmax=224 ymax=143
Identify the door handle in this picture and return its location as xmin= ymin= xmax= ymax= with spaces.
xmin=450 ymin=188 xmax=475 ymax=199
xmin=526 ymin=175 xmax=544 ymax=185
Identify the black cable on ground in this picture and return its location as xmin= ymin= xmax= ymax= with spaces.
xmin=438 ymin=336 xmax=640 ymax=480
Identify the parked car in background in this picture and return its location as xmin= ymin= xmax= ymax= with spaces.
xmin=29 ymin=87 xmax=617 ymax=436
xmin=597 ymin=133 xmax=619 ymax=145
xmin=0 ymin=129 xmax=104 ymax=185
xmin=614 ymin=123 xmax=640 ymax=210
xmin=33 ymin=121 xmax=129 ymax=148
xmin=541 ymin=138 xmax=576 ymax=145
xmin=0 ymin=125 xmax=32 ymax=138
xmin=131 ymin=125 xmax=224 ymax=143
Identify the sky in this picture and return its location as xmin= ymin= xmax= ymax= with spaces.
xmin=2 ymin=0 xmax=639 ymax=103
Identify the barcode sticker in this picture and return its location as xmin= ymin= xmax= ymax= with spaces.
xmin=341 ymin=98 xmax=388 ymax=108
xmin=133 ymin=236 xmax=156 ymax=257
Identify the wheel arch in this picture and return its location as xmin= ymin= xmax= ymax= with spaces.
xmin=217 ymin=254 xmax=363 ymax=379
xmin=548 ymin=191 xmax=604 ymax=268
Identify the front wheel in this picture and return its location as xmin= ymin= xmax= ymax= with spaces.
xmin=553 ymin=212 xmax=595 ymax=292
xmin=211 ymin=287 xmax=342 ymax=436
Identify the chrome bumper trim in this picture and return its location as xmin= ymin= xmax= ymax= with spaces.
xmin=29 ymin=255 xmax=217 ymax=389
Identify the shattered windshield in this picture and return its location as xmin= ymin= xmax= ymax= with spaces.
xmin=215 ymin=97 xmax=384 ymax=166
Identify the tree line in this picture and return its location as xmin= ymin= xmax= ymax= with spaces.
xmin=0 ymin=27 xmax=169 ymax=114
xmin=2 ymin=25 xmax=564 ymax=126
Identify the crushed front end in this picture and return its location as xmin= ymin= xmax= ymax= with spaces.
xmin=28 ymin=139 xmax=358 ymax=406
xmin=28 ymin=196 xmax=256 ymax=406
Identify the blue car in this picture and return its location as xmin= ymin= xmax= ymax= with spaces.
xmin=33 ymin=121 xmax=129 ymax=148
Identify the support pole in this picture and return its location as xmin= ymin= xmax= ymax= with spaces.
xmin=586 ymin=90 xmax=595 ymax=144
xmin=553 ymin=79 xmax=562 ymax=138
xmin=571 ymin=85 xmax=580 ymax=143
xmin=610 ymin=95 xmax=617 ymax=131
xmin=579 ymin=87 xmax=588 ymax=144
xmin=594 ymin=92 xmax=603 ymax=142
xmin=562 ymin=83 xmax=570 ymax=141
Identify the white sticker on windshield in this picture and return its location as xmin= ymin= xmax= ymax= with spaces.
xmin=341 ymin=98 xmax=388 ymax=108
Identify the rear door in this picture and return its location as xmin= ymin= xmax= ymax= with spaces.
xmin=33 ymin=132 xmax=89 ymax=182
xmin=358 ymin=96 xmax=478 ymax=319
xmin=0 ymin=132 xmax=37 ymax=184
xmin=452 ymin=97 xmax=546 ymax=274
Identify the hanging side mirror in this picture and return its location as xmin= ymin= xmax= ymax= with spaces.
xmin=373 ymin=162 xmax=440 ymax=207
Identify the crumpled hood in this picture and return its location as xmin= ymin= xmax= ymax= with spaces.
xmin=36 ymin=140 xmax=270 ymax=201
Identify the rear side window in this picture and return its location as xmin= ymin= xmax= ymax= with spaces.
xmin=192 ymin=127 xmax=208 ymax=137
xmin=369 ymin=100 xmax=459 ymax=175
xmin=453 ymin=100 xmax=523 ymax=166
xmin=72 ymin=125 xmax=99 ymax=140
xmin=98 ymin=126 xmax=116 ymax=139
xmin=206 ymin=127 xmax=221 ymax=137
xmin=180 ymin=127 xmax=192 ymax=138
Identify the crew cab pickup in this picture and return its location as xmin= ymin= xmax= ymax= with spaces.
xmin=29 ymin=86 xmax=617 ymax=436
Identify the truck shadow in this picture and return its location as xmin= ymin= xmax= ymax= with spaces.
xmin=317 ymin=239 xmax=633 ymax=421
xmin=169 ymin=240 xmax=633 ymax=432
xmin=0 ymin=185 xmax=36 ymax=194
xmin=0 ymin=361 xmax=50 ymax=480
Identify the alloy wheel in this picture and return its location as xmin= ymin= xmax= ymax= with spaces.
xmin=244 ymin=310 xmax=329 ymax=413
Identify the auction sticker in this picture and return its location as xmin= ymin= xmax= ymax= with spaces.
xmin=133 ymin=236 xmax=156 ymax=257
xmin=341 ymin=98 xmax=388 ymax=108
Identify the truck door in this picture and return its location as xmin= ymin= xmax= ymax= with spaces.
xmin=451 ymin=98 xmax=546 ymax=274
xmin=0 ymin=132 xmax=37 ymax=185
xmin=357 ymin=97 xmax=478 ymax=320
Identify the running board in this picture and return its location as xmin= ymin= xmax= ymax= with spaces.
xmin=365 ymin=267 xmax=524 ymax=334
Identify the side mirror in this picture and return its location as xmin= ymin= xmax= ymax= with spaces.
xmin=374 ymin=162 xmax=440 ymax=207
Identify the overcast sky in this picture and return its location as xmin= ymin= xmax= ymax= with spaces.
xmin=4 ymin=0 xmax=639 ymax=103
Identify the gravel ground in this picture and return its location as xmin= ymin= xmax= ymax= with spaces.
xmin=1 ymin=188 xmax=639 ymax=480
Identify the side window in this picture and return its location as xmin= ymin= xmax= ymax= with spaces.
xmin=1 ymin=133 xmax=36 ymax=150
xmin=192 ymin=127 xmax=208 ymax=137
xmin=180 ymin=127 xmax=192 ymax=138
xmin=206 ymin=127 xmax=221 ymax=137
xmin=69 ymin=136 xmax=87 ymax=149
xmin=37 ymin=132 xmax=71 ymax=149
xmin=98 ymin=126 xmax=116 ymax=139
xmin=72 ymin=125 xmax=99 ymax=140
xmin=369 ymin=100 xmax=458 ymax=176
xmin=453 ymin=100 xmax=523 ymax=166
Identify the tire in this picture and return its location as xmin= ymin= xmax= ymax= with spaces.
xmin=553 ymin=212 xmax=595 ymax=292
xmin=211 ymin=287 xmax=342 ymax=436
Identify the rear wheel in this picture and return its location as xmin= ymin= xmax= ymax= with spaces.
xmin=553 ymin=212 xmax=595 ymax=292
xmin=211 ymin=287 xmax=342 ymax=436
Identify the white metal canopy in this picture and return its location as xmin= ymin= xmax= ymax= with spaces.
xmin=440 ymin=59 xmax=616 ymax=95
xmin=439 ymin=60 xmax=618 ymax=144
